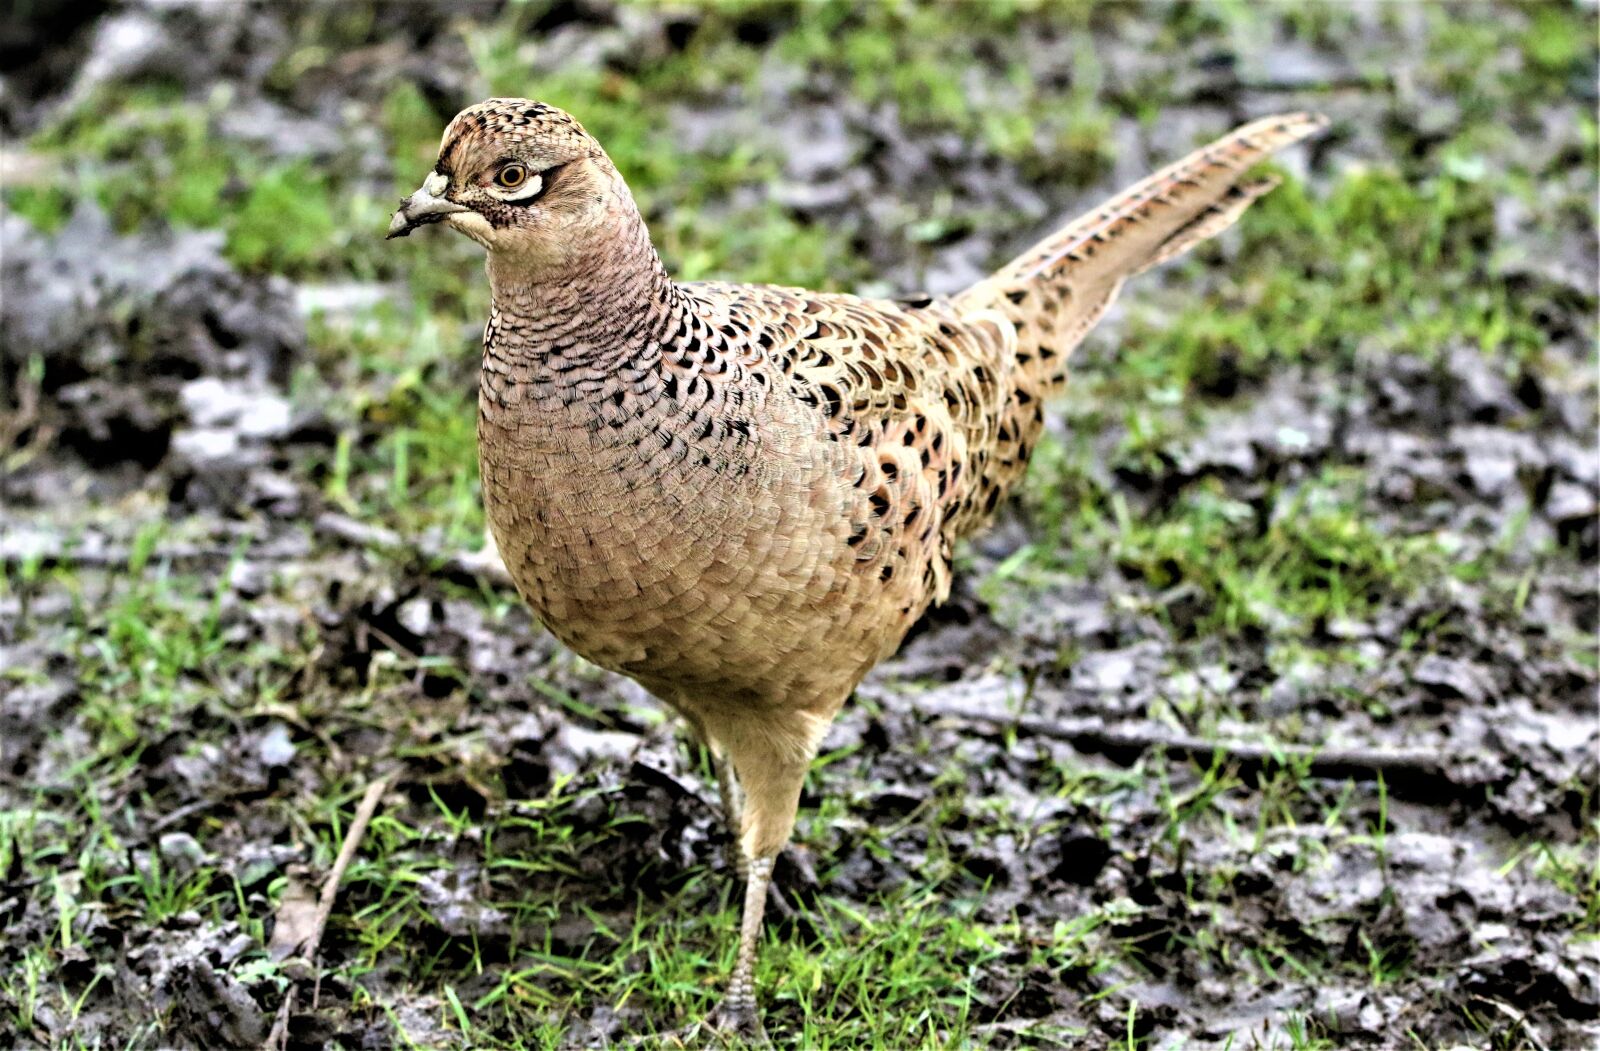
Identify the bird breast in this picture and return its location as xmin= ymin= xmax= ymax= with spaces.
xmin=475 ymin=354 xmax=886 ymax=708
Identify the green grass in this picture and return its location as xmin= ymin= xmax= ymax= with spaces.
xmin=992 ymin=457 xmax=1455 ymax=641
xmin=14 ymin=85 xmax=390 ymax=278
xmin=307 ymin=749 xmax=1121 ymax=1048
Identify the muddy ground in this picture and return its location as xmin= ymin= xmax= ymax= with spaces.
xmin=1 ymin=2 xmax=1597 ymax=1049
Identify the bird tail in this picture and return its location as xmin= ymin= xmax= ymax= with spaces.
xmin=955 ymin=112 xmax=1327 ymax=396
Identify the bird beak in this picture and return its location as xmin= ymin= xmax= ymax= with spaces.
xmin=386 ymin=172 xmax=469 ymax=239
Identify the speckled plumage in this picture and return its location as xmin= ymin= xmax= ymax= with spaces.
xmin=391 ymin=98 xmax=1325 ymax=1035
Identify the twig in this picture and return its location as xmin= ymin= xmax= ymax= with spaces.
xmin=149 ymin=797 xmax=220 ymax=835
xmin=0 ymin=538 xmax=235 ymax=570
xmin=314 ymin=511 xmax=515 ymax=588
xmin=310 ymin=774 xmax=393 ymax=961
xmin=1481 ymin=997 xmax=1551 ymax=1051
xmin=264 ymin=772 xmax=395 ymax=1051
xmin=2 ymin=511 xmax=515 ymax=590
xmin=922 ymin=702 xmax=1463 ymax=788
xmin=311 ymin=511 xmax=404 ymax=552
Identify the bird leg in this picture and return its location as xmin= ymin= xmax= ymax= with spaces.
xmin=680 ymin=714 xmax=747 ymax=877
xmin=710 ymin=747 xmax=808 ymax=924
xmin=709 ymin=853 xmax=775 ymax=1041
xmin=697 ymin=709 xmax=821 ymax=1043
xmin=710 ymin=748 xmax=748 ymax=879
xmin=658 ymin=853 xmax=775 ymax=1048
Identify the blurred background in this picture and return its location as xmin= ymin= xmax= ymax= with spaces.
xmin=1 ymin=1 xmax=1595 ymax=1048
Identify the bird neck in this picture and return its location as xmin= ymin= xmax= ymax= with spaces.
xmin=483 ymin=205 xmax=678 ymax=373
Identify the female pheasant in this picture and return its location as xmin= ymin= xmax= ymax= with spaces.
xmin=388 ymin=99 xmax=1325 ymax=1039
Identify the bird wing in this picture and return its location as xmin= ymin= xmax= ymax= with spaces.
xmin=681 ymin=281 xmax=1019 ymax=605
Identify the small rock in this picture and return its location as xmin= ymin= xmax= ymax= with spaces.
xmin=1327 ymin=617 xmax=1373 ymax=640
xmin=1464 ymin=453 xmax=1517 ymax=498
xmin=1449 ymin=346 xmax=1521 ymax=423
xmin=417 ymin=870 xmax=508 ymax=938
xmin=218 ymin=933 xmax=255 ymax=965
xmin=256 ymin=723 xmax=296 ymax=767
xmin=1451 ymin=426 xmax=1544 ymax=500
xmin=1071 ymin=648 xmax=1140 ymax=693
xmin=158 ymin=832 xmax=206 ymax=876
xmin=227 ymin=559 xmax=269 ymax=597
xmin=180 ymin=378 xmax=291 ymax=439
xmin=1412 ymin=654 xmax=1492 ymax=705
xmin=1265 ymin=656 xmax=1324 ymax=713
xmin=169 ymin=956 xmax=267 ymax=1047
xmin=556 ymin=724 xmax=642 ymax=767
xmin=1546 ymin=481 xmax=1597 ymax=524
xmin=1184 ymin=422 xmax=1258 ymax=476
xmin=396 ymin=596 xmax=434 ymax=638
xmin=1320 ymin=989 xmax=1384 ymax=1034
xmin=246 ymin=470 xmax=301 ymax=515
xmin=0 ymin=524 xmax=62 ymax=563
xmin=1249 ymin=41 xmax=1356 ymax=89
xmin=171 ymin=427 xmax=241 ymax=464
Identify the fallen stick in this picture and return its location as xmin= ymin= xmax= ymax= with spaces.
xmin=0 ymin=537 xmax=236 ymax=569
xmin=310 ymin=775 xmax=394 ymax=963
xmin=921 ymin=702 xmax=1465 ymax=787
xmin=3 ymin=512 xmax=515 ymax=590
xmin=264 ymin=772 xmax=395 ymax=1051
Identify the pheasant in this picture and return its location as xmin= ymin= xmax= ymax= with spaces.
xmin=387 ymin=99 xmax=1325 ymax=1039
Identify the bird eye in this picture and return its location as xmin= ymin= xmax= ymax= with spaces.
xmin=496 ymin=164 xmax=526 ymax=189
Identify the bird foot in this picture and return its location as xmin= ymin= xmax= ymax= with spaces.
xmin=707 ymin=996 xmax=768 ymax=1045
xmin=654 ymin=1000 xmax=769 ymax=1049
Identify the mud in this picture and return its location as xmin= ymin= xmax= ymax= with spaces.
xmin=1 ymin=2 xmax=1595 ymax=1049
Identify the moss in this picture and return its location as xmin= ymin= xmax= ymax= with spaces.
xmin=3 ymin=184 xmax=73 ymax=232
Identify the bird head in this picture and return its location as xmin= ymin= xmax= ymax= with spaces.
xmin=386 ymin=98 xmax=621 ymax=270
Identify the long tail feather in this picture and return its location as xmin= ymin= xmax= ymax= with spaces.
xmin=957 ymin=112 xmax=1327 ymax=396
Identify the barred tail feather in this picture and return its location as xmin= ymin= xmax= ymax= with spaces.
xmin=957 ymin=112 xmax=1327 ymax=396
